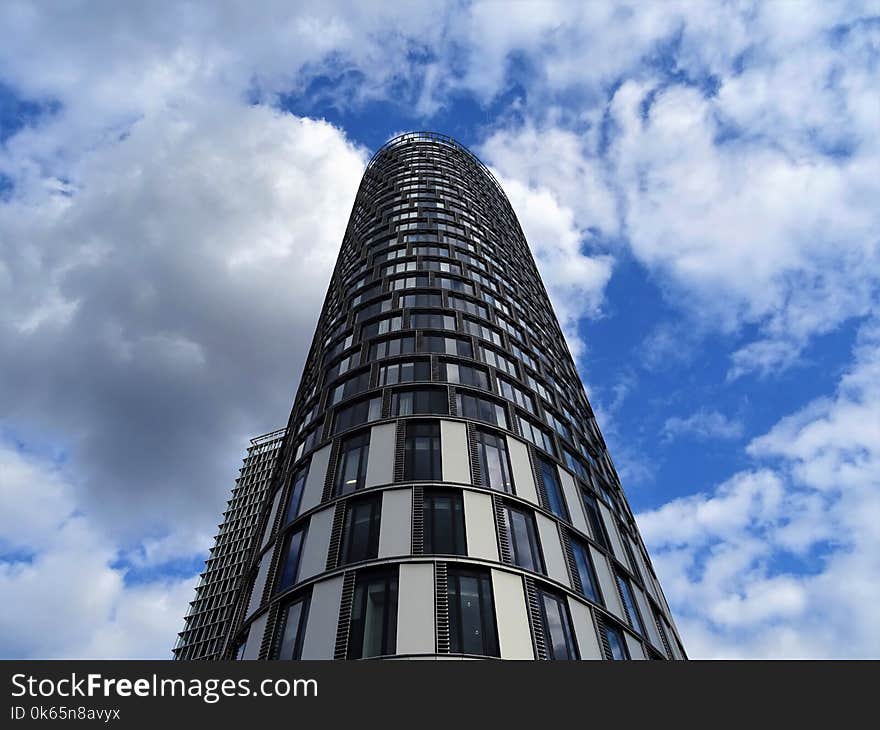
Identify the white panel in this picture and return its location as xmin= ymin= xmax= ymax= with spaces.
xmin=633 ymin=584 xmax=663 ymax=651
xmin=558 ymin=468 xmax=589 ymax=535
xmin=625 ymin=631 xmax=646 ymax=659
xmin=440 ymin=420 xmax=471 ymax=483
xmin=260 ymin=489 xmax=283 ymax=548
xmin=241 ymin=612 xmax=268 ymax=660
xmin=507 ymin=436 xmax=539 ymax=505
xmin=299 ymin=444 xmax=331 ymax=515
xmin=297 ymin=506 xmax=334 ymax=581
xmin=378 ymin=488 xmax=412 ymax=558
xmin=300 ymin=575 xmax=344 ymax=659
xmin=491 ymin=569 xmax=534 ymax=659
xmin=463 ymin=489 xmax=498 ymax=561
xmin=598 ymin=501 xmax=627 ymax=565
xmin=590 ymin=545 xmax=625 ymax=620
xmin=535 ymin=513 xmax=570 ymax=588
xmin=397 ymin=563 xmax=435 ymax=654
xmin=245 ymin=551 xmax=271 ymax=618
xmin=567 ymin=597 xmax=603 ymax=660
xmin=365 ymin=423 xmax=396 ymax=488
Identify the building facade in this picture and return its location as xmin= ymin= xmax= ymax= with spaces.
xmin=173 ymin=428 xmax=286 ymax=660
xmin=219 ymin=131 xmax=685 ymax=660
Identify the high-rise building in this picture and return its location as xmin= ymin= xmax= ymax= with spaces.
xmin=200 ymin=131 xmax=685 ymax=660
xmin=173 ymin=428 xmax=286 ymax=660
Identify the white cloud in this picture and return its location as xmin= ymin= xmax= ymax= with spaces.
xmin=477 ymin=2 xmax=880 ymax=378
xmin=662 ymin=408 xmax=745 ymax=442
xmin=0 ymin=102 xmax=366 ymax=552
xmin=0 ymin=445 xmax=193 ymax=658
xmin=638 ymin=321 xmax=880 ymax=657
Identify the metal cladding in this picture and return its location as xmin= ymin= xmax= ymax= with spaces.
xmin=193 ymin=132 xmax=685 ymax=661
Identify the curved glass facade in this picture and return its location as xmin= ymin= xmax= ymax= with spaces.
xmin=224 ymin=132 xmax=686 ymax=661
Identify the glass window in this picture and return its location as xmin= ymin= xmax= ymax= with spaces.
xmin=462 ymin=318 xmax=502 ymax=346
xmin=497 ymin=375 xmax=535 ymax=414
xmin=571 ymin=539 xmax=601 ymax=604
xmin=517 ymin=415 xmax=555 ymax=455
xmin=616 ymin=572 xmax=645 ymax=635
xmin=476 ymin=429 xmax=513 ymax=493
xmin=480 ymin=345 xmax=517 ymax=376
xmin=329 ymin=370 xmax=371 ymax=406
xmin=369 ymin=335 xmax=415 ymax=360
xmin=411 ymin=312 xmax=456 ymax=330
xmin=335 ymin=432 xmax=370 ymax=496
xmin=341 ymin=494 xmax=381 ymax=565
xmin=277 ymin=527 xmax=306 ymax=592
xmin=361 ymin=315 xmax=403 ymax=339
xmin=505 ymin=505 xmax=544 ymax=573
xmin=284 ymin=467 xmax=308 ymax=524
xmin=390 ymin=274 xmax=429 ymax=290
xmin=424 ymin=489 xmax=465 ymax=555
xmin=334 ymin=397 xmax=382 ymax=434
xmin=391 ymin=388 xmax=448 ymax=416
xmin=436 ymin=276 xmax=474 ymax=295
xmin=400 ymin=292 xmax=441 ymax=308
xmin=404 ymin=422 xmax=441 ymax=481
xmin=582 ymin=492 xmax=610 ymax=550
xmin=538 ymin=588 xmax=578 ymax=660
xmin=448 ymin=296 xmax=488 ymax=318
xmin=603 ymin=622 xmax=630 ymax=660
xmin=448 ymin=568 xmax=499 ymax=657
xmin=354 ymin=298 xmax=392 ymax=321
xmin=377 ymin=359 xmax=430 ymax=385
xmin=538 ymin=458 xmax=569 ymax=521
xmin=326 ymin=352 xmax=360 ymax=380
xmin=440 ymin=360 xmax=489 ymax=389
xmin=348 ymin=568 xmax=398 ymax=659
xmin=456 ymin=392 xmax=507 ymax=428
xmin=277 ymin=596 xmax=309 ymax=660
xmin=422 ymin=334 xmax=473 ymax=357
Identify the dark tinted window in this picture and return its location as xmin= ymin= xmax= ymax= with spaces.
xmin=277 ymin=595 xmax=309 ymax=660
xmin=539 ymin=588 xmax=578 ymax=660
xmin=277 ymin=527 xmax=306 ymax=592
xmin=341 ymin=495 xmax=381 ymax=564
xmin=448 ymin=568 xmax=499 ymax=657
xmin=475 ymin=429 xmax=513 ymax=493
xmin=377 ymin=360 xmax=430 ymax=385
xmin=582 ymin=492 xmax=610 ymax=550
xmin=348 ymin=568 xmax=398 ymax=659
xmin=538 ymin=458 xmax=569 ymax=520
xmin=404 ymin=422 xmax=441 ymax=481
xmin=424 ymin=489 xmax=465 ymax=555
xmin=335 ymin=432 xmax=370 ymax=496
xmin=571 ymin=539 xmax=601 ymax=604
xmin=456 ymin=392 xmax=507 ymax=428
xmin=284 ymin=467 xmax=307 ymax=524
xmin=391 ymin=388 xmax=449 ymax=416
xmin=505 ymin=505 xmax=544 ymax=573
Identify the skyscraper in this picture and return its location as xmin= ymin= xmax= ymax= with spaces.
xmin=174 ymin=428 xmax=286 ymax=660
xmin=205 ymin=131 xmax=685 ymax=660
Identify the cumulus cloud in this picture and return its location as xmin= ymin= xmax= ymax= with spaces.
xmin=478 ymin=2 xmax=880 ymax=379
xmin=0 ymin=445 xmax=193 ymax=658
xmin=638 ymin=321 xmax=880 ymax=657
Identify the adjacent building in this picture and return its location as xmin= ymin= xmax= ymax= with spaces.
xmin=183 ymin=131 xmax=685 ymax=660
xmin=173 ymin=428 xmax=286 ymax=660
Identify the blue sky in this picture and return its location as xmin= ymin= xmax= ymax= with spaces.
xmin=0 ymin=1 xmax=878 ymax=658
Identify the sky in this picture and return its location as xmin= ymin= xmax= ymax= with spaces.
xmin=0 ymin=0 xmax=878 ymax=659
